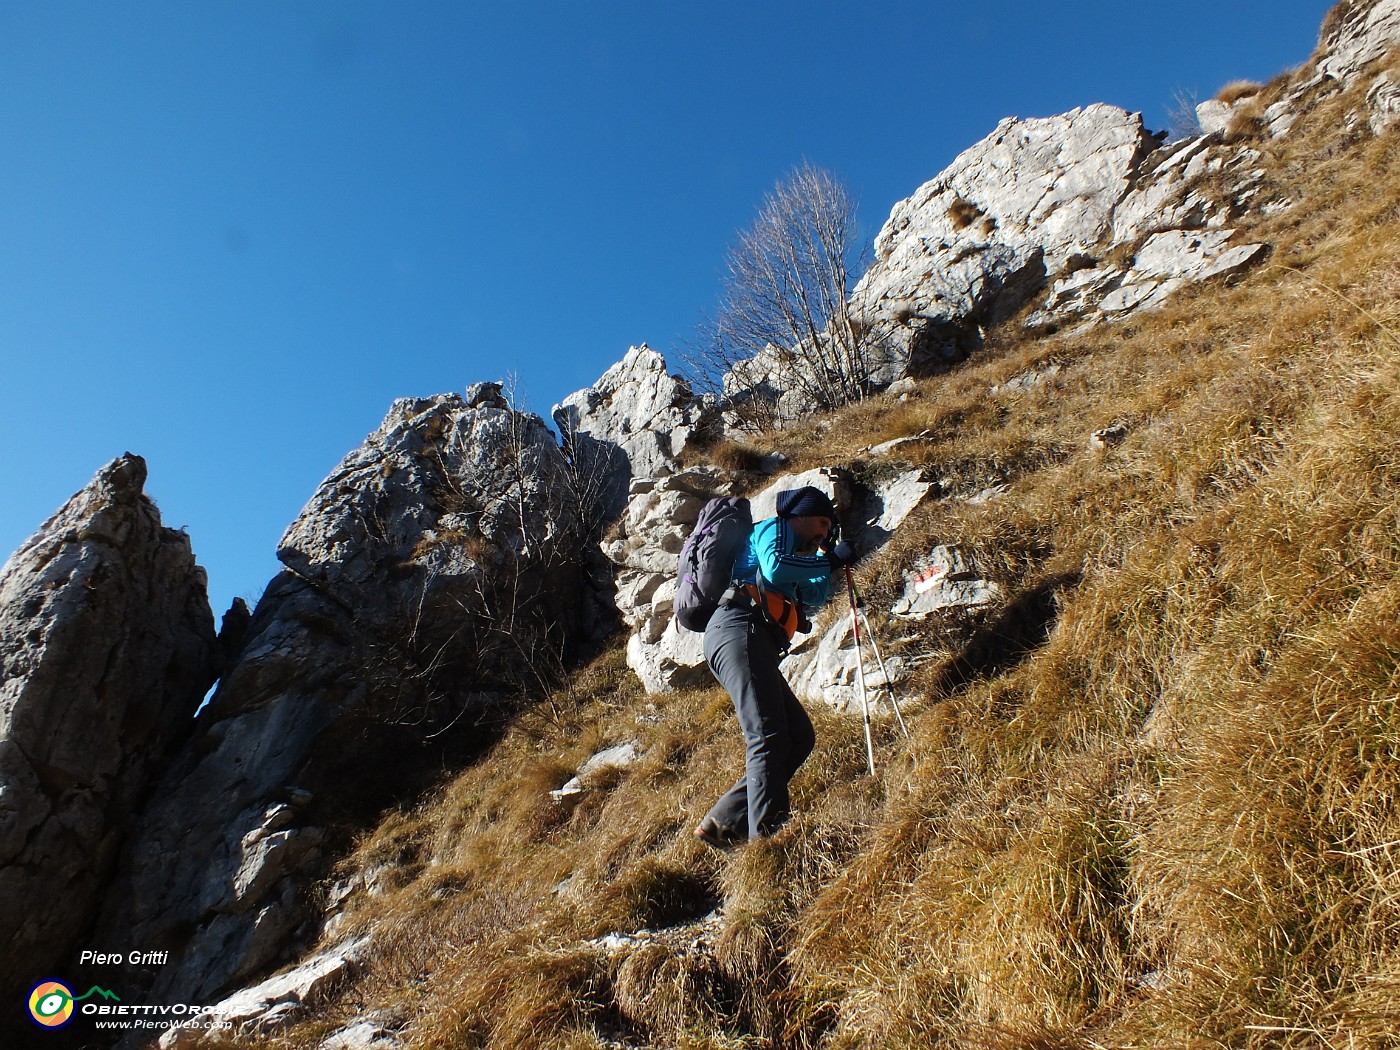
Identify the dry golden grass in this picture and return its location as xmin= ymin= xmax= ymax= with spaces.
xmin=1217 ymin=79 xmax=1264 ymax=104
xmin=949 ymin=196 xmax=984 ymax=231
xmin=246 ymin=26 xmax=1400 ymax=1050
xmin=707 ymin=438 xmax=776 ymax=474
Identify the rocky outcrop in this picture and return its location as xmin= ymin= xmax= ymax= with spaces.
xmin=605 ymin=459 xmax=947 ymax=703
xmin=849 ymin=104 xmax=1158 ymax=373
xmin=1038 ymin=225 xmax=1270 ymax=323
xmin=632 ymin=17 xmax=1400 ymax=427
xmin=602 ymin=468 xmax=741 ymax=693
xmin=1217 ymin=0 xmax=1400 ymax=142
xmin=0 ymin=455 xmax=218 ymax=992
xmin=318 ymin=1019 xmax=404 ymax=1050
xmin=160 ymin=937 xmax=371 ymax=1048
xmin=553 ymin=345 xmax=714 ymax=523
xmin=850 ymin=103 xmax=1272 ymax=372
xmin=1369 ymin=70 xmax=1400 ymax=131
xmin=92 ymin=393 xmax=587 ymax=1006
xmin=890 ymin=546 xmax=1002 ymax=620
xmin=1322 ymin=0 xmax=1400 ymax=134
xmin=1318 ymin=0 xmax=1400 ymax=87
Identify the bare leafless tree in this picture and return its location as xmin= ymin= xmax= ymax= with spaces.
xmin=693 ymin=162 xmax=872 ymax=428
xmin=1167 ymin=87 xmax=1203 ymax=141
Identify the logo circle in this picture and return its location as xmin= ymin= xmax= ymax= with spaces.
xmin=28 ymin=981 xmax=75 ymax=1028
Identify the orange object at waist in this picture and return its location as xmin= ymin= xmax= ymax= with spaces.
xmin=743 ymin=584 xmax=799 ymax=640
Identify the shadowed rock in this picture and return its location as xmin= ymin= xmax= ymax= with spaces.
xmin=92 ymin=393 xmax=588 ymax=1007
xmin=0 ymin=453 xmax=218 ymax=993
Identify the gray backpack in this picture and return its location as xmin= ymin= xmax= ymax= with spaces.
xmin=673 ymin=497 xmax=753 ymax=632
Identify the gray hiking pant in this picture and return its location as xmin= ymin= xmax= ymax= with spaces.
xmin=702 ymin=602 xmax=816 ymax=840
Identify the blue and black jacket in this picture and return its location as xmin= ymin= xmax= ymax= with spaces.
xmin=732 ymin=516 xmax=835 ymax=614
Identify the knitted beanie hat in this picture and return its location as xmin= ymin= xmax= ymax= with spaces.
xmin=775 ymin=486 xmax=837 ymax=520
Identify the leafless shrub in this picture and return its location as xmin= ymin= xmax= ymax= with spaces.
xmin=1166 ymin=87 xmax=1202 ymax=140
xmin=690 ymin=162 xmax=873 ymax=429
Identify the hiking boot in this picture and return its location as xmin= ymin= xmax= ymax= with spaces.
xmin=694 ymin=817 xmax=745 ymax=851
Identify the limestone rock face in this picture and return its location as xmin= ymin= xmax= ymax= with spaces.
xmin=1318 ymin=0 xmax=1400 ymax=88
xmin=853 ymin=103 xmax=1277 ymax=370
xmin=890 ymin=546 xmax=1002 ymax=619
xmin=850 ymin=104 xmax=1156 ymax=372
xmin=1079 ymin=229 xmax=1270 ymax=319
xmin=784 ymin=614 xmax=899 ymax=715
xmin=1329 ymin=0 xmax=1400 ymax=134
xmin=318 ymin=1019 xmax=404 ymax=1050
xmin=602 ymin=468 xmax=741 ymax=693
xmin=93 ymin=393 xmax=587 ymax=1006
xmin=1195 ymin=98 xmax=1239 ymax=136
xmin=1368 ymin=70 xmax=1400 ymax=132
xmin=278 ymin=394 xmax=578 ymax=606
xmin=553 ymin=345 xmax=714 ymax=523
xmin=159 ymin=937 xmax=370 ymax=1048
xmin=719 ymin=91 xmax=1298 ymax=421
xmin=0 ymin=454 xmax=218 ymax=991
xmin=1234 ymin=0 xmax=1400 ymax=141
xmin=716 ymin=6 xmax=1400 ymax=418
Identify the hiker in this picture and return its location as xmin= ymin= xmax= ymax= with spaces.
xmin=694 ymin=485 xmax=854 ymax=849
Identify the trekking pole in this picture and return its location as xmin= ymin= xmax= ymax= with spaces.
xmin=845 ymin=565 xmax=877 ymax=776
xmin=847 ymin=574 xmax=911 ymax=740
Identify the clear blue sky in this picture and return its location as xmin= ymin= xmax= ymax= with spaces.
xmin=0 ymin=1 xmax=1333 ymax=622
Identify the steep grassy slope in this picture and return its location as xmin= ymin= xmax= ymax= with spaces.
xmin=241 ymin=39 xmax=1400 ymax=1050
